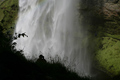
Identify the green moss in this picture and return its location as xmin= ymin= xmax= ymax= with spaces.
xmin=105 ymin=33 xmax=120 ymax=40
xmin=0 ymin=9 xmax=4 ymax=21
xmin=0 ymin=0 xmax=18 ymax=7
xmin=0 ymin=0 xmax=18 ymax=36
xmin=96 ymin=37 xmax=120 ymax=76
xmin=93 ymin=9 xmax=120 ymax=77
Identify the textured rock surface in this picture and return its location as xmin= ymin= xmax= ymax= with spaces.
xmin=95 ymin=0 xmax=120 ymax=77
xmin=104 ymin=0 xmax=120 ymax=3
xmin=103 ymin=1 xmax=120 ymax=18
xmin=0 ymin=0 xmax=18 ymax=37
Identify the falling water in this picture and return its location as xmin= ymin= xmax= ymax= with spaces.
xmin=13 ymin=0 xmax=93 ymax=77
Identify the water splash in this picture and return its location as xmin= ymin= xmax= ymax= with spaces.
xmin=13 ymin=0 xmax=92 ymax=77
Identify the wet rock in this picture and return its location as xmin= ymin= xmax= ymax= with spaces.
xmin=103 ymin=2 xmax=120 ymax=19
xmin=104 ymin=0 xmax=120 ymax=3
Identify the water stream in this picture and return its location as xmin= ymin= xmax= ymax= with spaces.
xmin=13 ymin=0 xmax=93 ymax=77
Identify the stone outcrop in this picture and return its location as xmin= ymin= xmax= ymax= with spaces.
xmin=104 ymin=0 xmax=120 ymax=3
xmin=103 ymin=0 xmax=120 ymax=18
xmin=95 ymin=0 xmax=120 ymax=77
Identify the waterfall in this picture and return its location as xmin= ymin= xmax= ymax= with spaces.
xmin=13 ymin=0 xmax=93 ymax=77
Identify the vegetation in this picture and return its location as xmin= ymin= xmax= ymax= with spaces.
xmin=0 ymin=28 xmax=89 ymax=80
xmin=0 ymin=0 xmax=18 ymax=37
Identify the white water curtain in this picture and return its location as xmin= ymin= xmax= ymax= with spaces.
xmin=13 ymin=0 xmax=92 ymax=77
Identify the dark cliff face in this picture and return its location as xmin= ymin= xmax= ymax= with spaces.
xmin=94 ymin=0 xmax=120 ymax=78
xmin=103 ymin=1 xmax=120 ymax=18
xmin=78 ymin=0 xmax=120 ymax=78
xmin=0 ymin=0 xmax=18 ymax=38
xmin=104 ymin=0 xmax=120 ymax=3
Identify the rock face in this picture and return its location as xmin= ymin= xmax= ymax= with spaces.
xmin=77 ymin=0 xmax=120 ymax=77
xmin=104 ymin=0 xmax=120 ymax=3
xmin=103 ymin=0 xmax=120 ymax=18
xmin=0 ymin=0 xmax=18 ymax=37
xmin=95 ymin=0 xmax=120 ymax=77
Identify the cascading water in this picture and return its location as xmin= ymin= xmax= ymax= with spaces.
xmin=13 ymin=0 xmax=93 ymax=77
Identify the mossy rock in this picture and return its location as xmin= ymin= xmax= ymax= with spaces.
xmin=96 ymin=36 xmax=120 ymax=77
xmin=0 ymin=9 xmax=4 ymax=21
xmin=0 ymin=0 xmax=18 ymax=37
